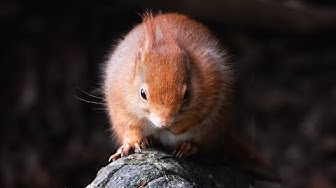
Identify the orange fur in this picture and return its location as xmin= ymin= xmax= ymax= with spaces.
xmin=103 ymin=12 xmax=261 ymax=170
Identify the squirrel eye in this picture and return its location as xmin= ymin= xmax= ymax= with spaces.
xmin=183 ymin=89 xmax=189 ymax=101
xmin=140 ymin=89 xmax=147 ymax=101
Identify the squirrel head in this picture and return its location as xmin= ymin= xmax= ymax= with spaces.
xmin=133 ymin=13 xmax=191 ymax=129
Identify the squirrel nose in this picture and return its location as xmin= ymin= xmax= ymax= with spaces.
xmin=149 ymin=113 xmax=173 ymax=128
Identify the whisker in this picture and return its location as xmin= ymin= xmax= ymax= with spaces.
xmin=104 ymin=128 xmax=111 ymax=133
xmin=74 ymin=95 xmax=106 ymax=105
xmin=93 ymin=108 xmax=106 ymax=111
xmin=93 ymin=107 xmax=107 ymax=111
xmin=77 ymin=86 xmax=105 ymax=100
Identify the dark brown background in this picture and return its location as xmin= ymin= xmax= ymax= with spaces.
xmin=1 ymin=0 xmax=335 ymax=188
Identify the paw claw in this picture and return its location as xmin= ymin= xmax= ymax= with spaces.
xmin=173 ymin=141 xmax=198 ymax=158
xmin=108 ymin=155 xmax=113 ymax=163
xmin=134 ymin=143 xmax=142 ymax=153
xmin=140 ymin=136 xmax=156 ymax=149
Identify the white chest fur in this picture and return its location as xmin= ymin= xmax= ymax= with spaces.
xmin=142 ymin=125 xmax=191 ymax=148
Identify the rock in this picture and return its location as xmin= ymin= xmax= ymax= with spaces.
xmin=86 ymin=149 xmax=253 ymax=188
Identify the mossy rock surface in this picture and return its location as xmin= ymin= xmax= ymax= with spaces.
xmin=86 ymin=149 xmax=252 ymax=188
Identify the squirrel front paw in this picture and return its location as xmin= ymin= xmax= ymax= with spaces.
xmin=109 ymin=142 xmax=142 ymax=162
xmin=139 ymin=135 xmax=155 ymax=149
xmin=172 ymin=141 xmax=199 ymax=158
xmin=109 ymin=136 xmax=157 ymax=162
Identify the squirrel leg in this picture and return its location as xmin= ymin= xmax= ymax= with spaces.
xmin=109 ymin=127 xmax=143 ymax=162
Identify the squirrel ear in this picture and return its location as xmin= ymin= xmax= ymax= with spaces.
xmin=142 ymin=12 xmax=155 ymax=51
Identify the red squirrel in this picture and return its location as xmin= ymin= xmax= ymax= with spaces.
xmin=103 ymin=12 xmax=265 ymax=169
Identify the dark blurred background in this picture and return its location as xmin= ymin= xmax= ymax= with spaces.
xmin=1 ymin=0 xmax=335 ymax=188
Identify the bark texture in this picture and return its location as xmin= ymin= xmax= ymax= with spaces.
xmin=86 ymin=149 xmax=253 ymax=188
